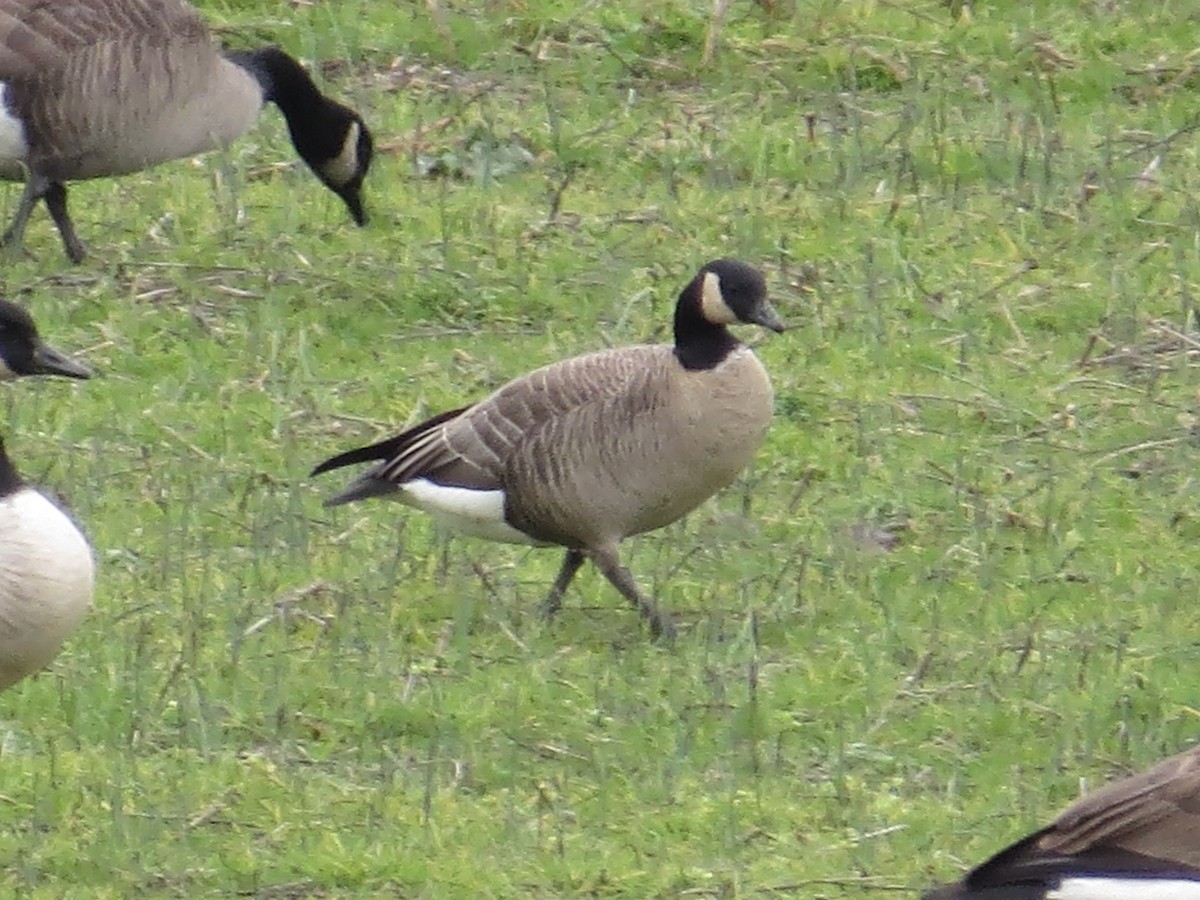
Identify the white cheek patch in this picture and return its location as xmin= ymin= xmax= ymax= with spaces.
xmin=699 ymin=271 xmax=737 ymax=325
xmin=0 ymin=83 xmax=28 ymax=165
xmin=321 ymin=120 xmax=360 ymax=186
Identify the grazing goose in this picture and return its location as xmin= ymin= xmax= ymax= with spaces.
xmin=0 ymin=301 xmax=92 ymax=691
xmin=0 ymin=0 xmax=374 ymax=262
xmin=312 ymin=259 xmax=787 ymax=639
xmin=925 ymin=745 xmax=1200 ymax=899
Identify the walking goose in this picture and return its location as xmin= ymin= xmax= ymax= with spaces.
xmin=925 ymin=744 xmax=1200 ymax=899
xmin=312 ymin=259 xmax=787 ymax=639
xmin=0 ymin=300 xmax=92 ymax=691
xmin=0 ymin=0 xmax=374 ymax=262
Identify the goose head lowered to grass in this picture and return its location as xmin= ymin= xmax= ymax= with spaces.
xmin=0 ymin=0 xmax=374 ymax=262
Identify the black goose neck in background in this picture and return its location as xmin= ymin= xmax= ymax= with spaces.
xmin=673 ymin=273 xmax=738 ymax=371
xmin=226 ymin=46 xmax=371 ymax=223
xmin=0 ymin=437 xmax=22 ymax=498
xmin=226 ymin=47 xmax=325 ymax=114
xmin=225 ymin=48 xmax=351 ymax=157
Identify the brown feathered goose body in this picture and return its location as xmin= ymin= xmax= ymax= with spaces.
xmin=330 ymin=342 xmax=774 ymax=549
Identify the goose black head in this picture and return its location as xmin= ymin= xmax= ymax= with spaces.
xmin=235 ymin=46 xmax=374 ymax=227
xmin=302 ymin=101 xmax=373 ymax=227
xmin=673 ymin=259 xmax=787 ymax=370
xmin=0 ymin=301 xmax=91 ymax=381
xmin=696 ymin=259 xmax=787 ymax=333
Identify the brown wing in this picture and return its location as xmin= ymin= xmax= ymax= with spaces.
xmin=1037 ymin=745 xmax=1200 ymax=864
xmin=401 ymin=346 xmax=664 ymax=492
xmin=313 ymin=347 xmax=663 ymax=506
xmin=0 ymin=0 xmax=205 ymax=80
xmin=930 ymin=745 xmax=1200 ymax=898
xmin=317 ymin=344 xmax=665 ymax=505
xmin=924 ymin=747 xmax=1200 ymax=899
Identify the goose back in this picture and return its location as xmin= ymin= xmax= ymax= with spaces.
xmin=0 ymin=0 xmax=263 ymax=180
xmin=1041 ymin=746 xmax=1200 ymax=862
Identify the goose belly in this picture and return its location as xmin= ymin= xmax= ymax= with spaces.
xmin=621 ymin=435 xmax=765 ymax=537
xmin=401 ymin=478 xmax=551 ymax=547
xmin=0 ymin=490 xmax=94 ymax=690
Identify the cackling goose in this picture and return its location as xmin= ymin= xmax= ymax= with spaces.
xmin=925 ymin=744 xmax=1200 ymax=899
xmin=0 ymin=0 xmax=374 ymax=262
xmin=312 ymin=259 xmax=787 ymax=639
xmin=0 ymin=435 xmax=94 ymax=691
xmin=0 ymin=301 xmax=92 ymax=691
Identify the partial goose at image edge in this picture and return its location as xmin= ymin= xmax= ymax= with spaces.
xmin=0 ymin=300 xmax=94 ymax=692
xmin=925 ymin=743 xmax=1200 ymax=899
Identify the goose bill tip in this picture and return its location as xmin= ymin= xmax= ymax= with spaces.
xmin=32 ymin=344 xmax=93 ymax=379
xmin=752 ymin=305 xmax=788 ymax=334
xmin=340 ymin=190 xmax=367 ymax=227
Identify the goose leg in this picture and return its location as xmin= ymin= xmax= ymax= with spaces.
xmin=43 ymin=182 xmax=87 ymax=264
xmin=540 ymin=548 xmax=585 ymax=619
xmin=588 ymin=545 xmax=676 ymax=641
xmin=1 ymin=175 xmax=46 ymax=257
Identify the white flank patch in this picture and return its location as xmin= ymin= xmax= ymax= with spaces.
xmin=0 ymin=487 xmax=94 ymax=689
xmin=0 ymin=84 xmax=27 ymax=166
xmin=699 ymin=270 xmax=737 ymax=325
xmin=321 ymin=120 xmax=361 ymax=186
xmin=402 ymin=478 xmax=547 ymax=546
xmin=1049 ymin=876 xmax=1200 ymax=899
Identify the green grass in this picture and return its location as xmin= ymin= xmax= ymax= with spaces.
xmin=3 ymin=0 xmax=1200 ymax=895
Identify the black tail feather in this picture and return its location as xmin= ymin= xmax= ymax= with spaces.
xmin=310 ymin=405 xmax=472 ymax=477
xmin=311 ymin=436 xmax=402 ymax=477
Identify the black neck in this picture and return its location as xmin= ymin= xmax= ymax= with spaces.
xmin=227 ymin=46 xmax=359 ymax=179
xmin=673 ymin=278 xmax=739 ymax=371
xmin=0 ymin=436 xmax=22 ymax=497
xmin=0 ymin=330 xmax=31 ymax=376
xmin=227 ymin=46 xmax=328 ymax=121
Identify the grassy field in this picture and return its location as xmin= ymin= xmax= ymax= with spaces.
xmin=2 ymin=0 xmax=1200 ymax=896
